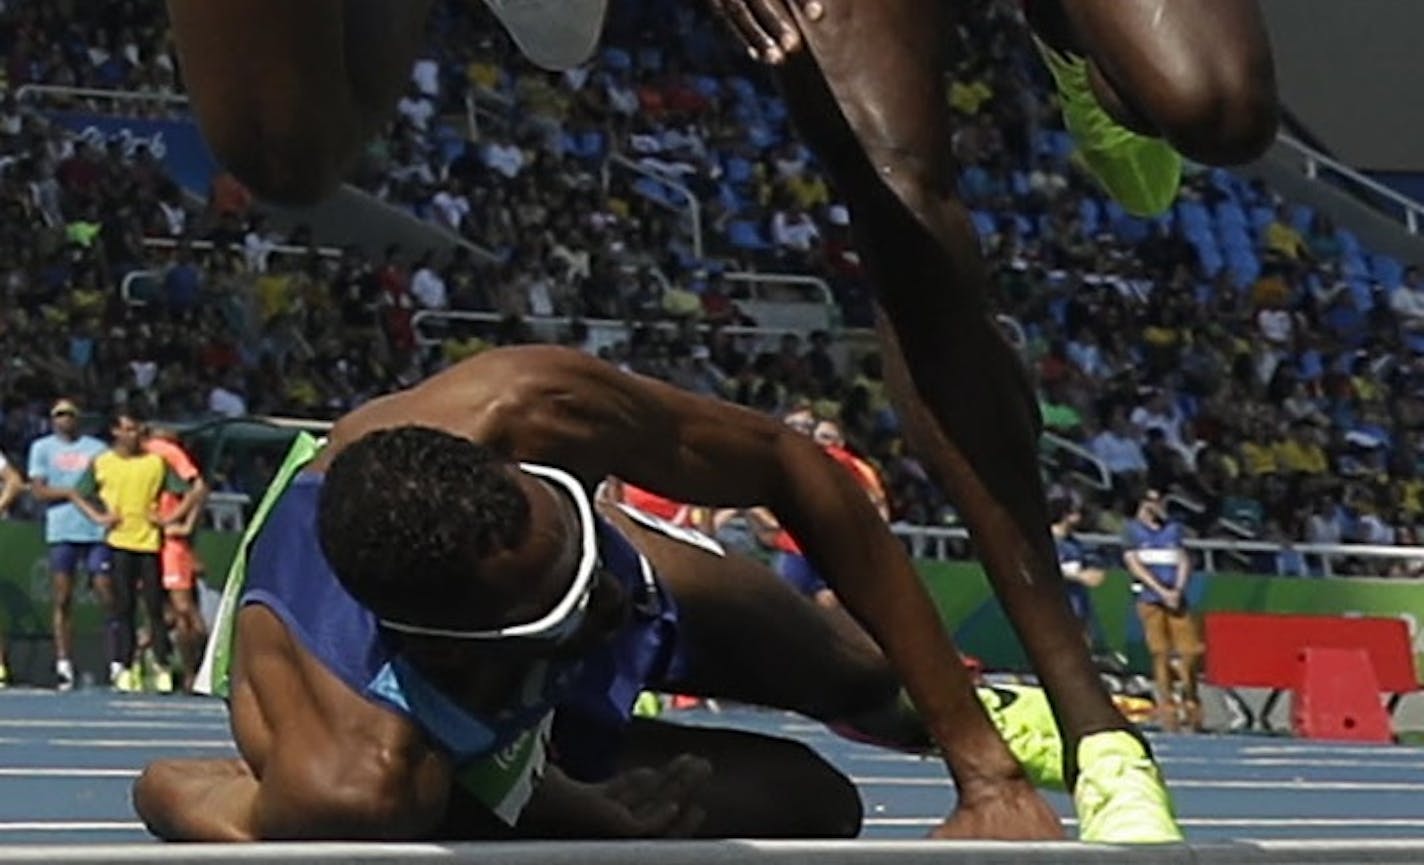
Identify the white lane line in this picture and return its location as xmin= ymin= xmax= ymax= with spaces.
xmin=1242 ymin=744 xmax=1424 ymax=757
xmin=853 ymin=776 xmax=1424 ymax=792
xmin=864 ymin=817 xmax=1424 ymax=828
xmin=0 ymin=821 xmax=145 ymax=832
xmin=0 ymin=768 xmax=140 ymax=778
xmin=108 ymin=700 xmax=225 ymax=714
xmin=0 ymin=720 xmax=228 ymax=731
xmin=46 ymin=738 xmax=233 ymax=749
xmin=1160 ymin=755 xmax=1424 ymax=770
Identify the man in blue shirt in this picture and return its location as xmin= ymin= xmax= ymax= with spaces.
xmin=1049 ymin=498 xmax=1105 ymax=649
xmin=26 ymin=399 xmax=112 ymax=691
xmin=1123 ymin=489 xmax=1203 ymax=732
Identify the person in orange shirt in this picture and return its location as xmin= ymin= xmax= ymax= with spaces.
xmin=144 ymin=426 xmax=211 ymax=692
xmin=755 ymin=415 xmax=889 ymax=608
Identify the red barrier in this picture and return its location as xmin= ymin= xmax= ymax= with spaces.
xmin=1205 ymin=612 xmax=1417 ymax=741
xmin=1292 ymin=647 xmax=1393 ymax=743
xmin=1204 ymin=612 xmax=1418 ymax=692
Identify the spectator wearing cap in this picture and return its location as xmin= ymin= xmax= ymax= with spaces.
xmin=1124 ymin=489 xmax=1203 ymax=732
xmin=25 ymin=399 xmax=109 ymax=691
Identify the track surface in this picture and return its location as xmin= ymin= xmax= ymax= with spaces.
xmin=0 ymin=690 xmax=1421 ymax=844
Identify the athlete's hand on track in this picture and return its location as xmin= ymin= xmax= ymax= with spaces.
xmin=706 ymin=0 xmax=825 ymax=64
xmin=597 ymin=753 xmax=712 ymax=838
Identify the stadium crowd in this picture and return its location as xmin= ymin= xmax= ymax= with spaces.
xmin=0 ymin=0 xmax=1422 ymax=574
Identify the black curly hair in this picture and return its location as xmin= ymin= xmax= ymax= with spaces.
xmin=316 ymin=425 xmax=532 ymax=626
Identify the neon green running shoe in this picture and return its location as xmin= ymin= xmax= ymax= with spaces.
xmin=977 ymin=684 xmax=1065 ymax=792
xmin=1074 ymin=730 xmax=1183 ymax=843
xmin=1034 ymin=38 xmax=1183 ymax=217
xmin=0 ymin=663 xmax=8 ymax=689
xmin=632 ymin=691 xmax=663 ymax=718
xmin=113 ymin=665 xmax=143 ymax=694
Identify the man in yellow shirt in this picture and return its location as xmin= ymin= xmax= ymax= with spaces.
xmin=1274 ymin=423 xmax=1329 ymax=476
xmin=71 ymin=409 xmax=194 ymax=693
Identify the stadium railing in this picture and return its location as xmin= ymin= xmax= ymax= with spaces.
xmin=604 ymin=153 xmax=705 ymax=261
xmin=1277 ymin=135 xmax=1424 ymax=236
xmin=893 ymin=523 xmax=1424 ymax=578
xmin=14 ymin=83 xmax=189 ymax=112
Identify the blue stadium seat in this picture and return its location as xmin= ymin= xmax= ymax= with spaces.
xmin=636 ymin=46 xmax=664 ymax=72
xmin=1214 ymin=201 xmax=1247 ymax=230
xmin=601 ymin=47 xmax=633 ymax=72
xmin=691 ymin=75 xmax=721 ymax=100
xmin=1336 ymin=229 xmax=1362 ymax=256
xmin=1372 ymin=254 xmax=1404 ymax=288
xmin=1227 ymin=249 xmax=1261 ymax=286
xmin=727 ymin=77 xmax=759 ymax=106
xmin=727 ymin=219 xmax=772 ymax=251
xmin=1011 ymin=171 xmax=1031 ymax=198
xmin=761 ymin=97 xmax=789 ymax=124
xmin=1078 ymin=197 xmax=1102 ymax=234
xmin=633 ymin=177 xmax=675 ymax=208
xmin=577 ymin=130 xmax=606 ymax=161
xmin=969 ymin=210 xmax=997 ymax=238
xmin=1250 ymin=206 xmax=1275 ymax=234
xmin=1341 ymin=253 xmax=1369 ymax=280
xmin=1291 ymin=203 xmax=1315 ymax=233
xmin=1178 ymin=200 xmax=1211 ymax=234
xmin=724 ymin=155 xmax=755 ymax=185
xmin=1112 ymin=214 xmax=1149 ymax=244
xmin=746 ymin=123 xmax=780 ymax=151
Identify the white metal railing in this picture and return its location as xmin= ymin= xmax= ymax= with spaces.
xmin=119 ymin=269 xmax=160 ymax=307
xmin=604 ymin=153 xmax=704 ymax=260
xmin=891 ymin=523 xmax=1424 ymax=579
xmin=410 ymin=309 xmax=877 ymax=355
xmin=996 ymin=314 xmax=1027 ymax=352
xmin=463 ymin=87 xmax=515 ymax=140
xmin=142 ymin=235 xmax=343 ymax=260
xmin=722 ymin=270 xmax=834 ymax=307
xmin=15 ymin=84 xmax=190 ymax=111
xmin=1040 ymin=431 xmax=1111 ymax=492
xmin=1277 ymin=135 xmax=1424 ymax=235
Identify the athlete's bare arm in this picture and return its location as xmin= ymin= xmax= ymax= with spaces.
xmin=134 ymin=607 xmax=453 ymax=841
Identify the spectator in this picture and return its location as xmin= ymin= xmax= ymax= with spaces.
xmin=1089 ymin=409 xmax=1148 ymax=489
xmin=26 ymin=399 xmax=111 ymax=691
xmin=144 ymin=426 xmax=210 ymax=692
xmin=410 ymin=251 xmax=449 ymax=310
xmin=1049 ymin=497 xmax=1105 ymax=648
xmin=1123 ymin=489 xmax=1203 ymax=732
xmin=69 ymin=407 xmax=195 ymax=693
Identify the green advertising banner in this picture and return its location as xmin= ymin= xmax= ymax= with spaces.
xmin=0 ymin=521 xmax=239 ymax=682
xmin=921 ymin=561 xmax=1424 ymax=681
xmin=3 ymin=518 xmax=1424 ymax=684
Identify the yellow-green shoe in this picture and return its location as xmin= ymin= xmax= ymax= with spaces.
xmin=0 ymin=663 xmax=8 ymax=689
xmin=1074 ymin=730 xmax=1183 ymax=843
xmin=1034 ymin=38 xmax=1183 ymax=217
xmin=632 ymin=691 xmax=663 ymax=718
xmin=152 ymin=668 xmax=175 ymax=695
xmin=112 ymin=665 xmax=142 ymax=694
xmin=977 ymin=684 xmax=1065 ymax=792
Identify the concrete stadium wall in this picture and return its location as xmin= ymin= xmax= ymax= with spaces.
xmin=1261 ymin=0 xmax=1424 ymax=171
